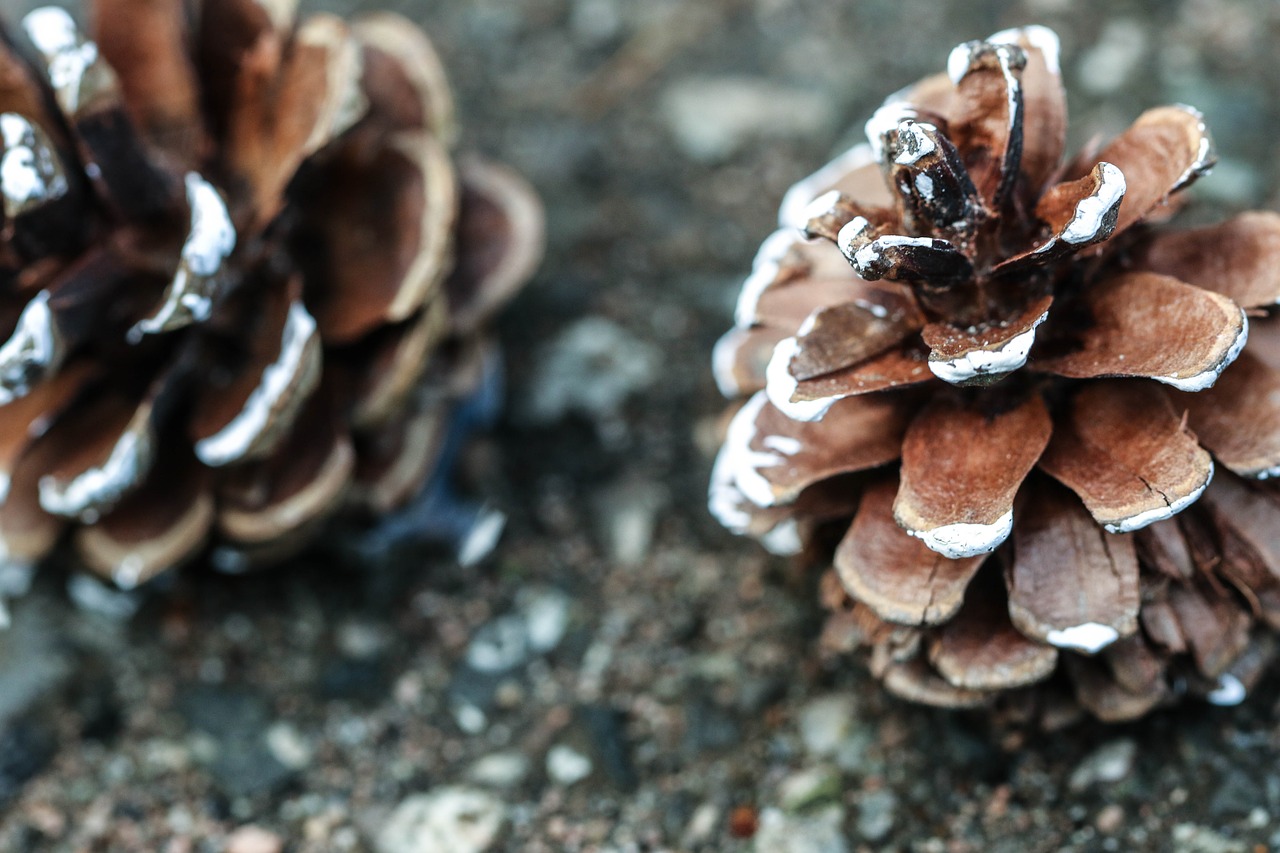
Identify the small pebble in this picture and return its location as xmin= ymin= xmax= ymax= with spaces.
xmin=226 ymin=826 xmax=284 ymax=853
xmin=684 ymin=802 xmax=721 ymax=845
xmin=728 ymin=805 xmax=759 ymax=839
xmin=265 ymin=722 xmax=312 ymax=771
xmin=377 ymin=788 xmax=506 ymax=853
xmin=467 ymin=752 xmax=531 ymax=789
xmin=1171 ymin=823 xmax=1248 ymax=853
xmin=1076 ymin=19 xmax=1147 ymax=94
xmin=779 ymin=765 xmax=841 ymax=813
xmin=798 ymin=695 xmax=857 ymax=757
xmin=1096 ymin=804 xmax=1125 ymax=835
xmin=857 ymin=790 xmax=898 ymax=843
xmin=661 ymin=76 xmax=837 ymax=163
xmin=546 ymin=744 xmax=593 ymax=786
xmin=1069 ymin=739 xmax=1137 ymax=791
xmin=753 ymin=805 xmax=848 ymax=853
xmin=519 ymin=317 xmax=661 ymax=439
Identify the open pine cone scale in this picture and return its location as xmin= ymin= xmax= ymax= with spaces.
xmin=712 ymin=25 xmax=1280 ymax=722
xmin=0 ymin=1 xmax=542 ymax=587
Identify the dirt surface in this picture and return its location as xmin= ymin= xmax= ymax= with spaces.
xmin=4 ymin=0 xmax=1280 ymax=851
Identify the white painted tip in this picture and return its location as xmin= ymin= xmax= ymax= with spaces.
xmin=734 ymin=228 xmax=800 ymax=329
xmin=0 ymin=291 xmax=60 ymax=406
xmin=22 ymin=7 xmax=78 ymax=53
xmin=927 ymin=311 xmax=1048 ymax=386
xmin=760 ymin=518 xmax=803 ymax=556
xmin=1152 ymin=309 xmax=1248 ymax=393
xmin=988 ymin=26 xmax=1061 ymax=74
xmin=1060 ymin=162 xmax=1125 ymax=245
xmin=864 ymin=102 xmax=917 ymax=160
xmin=1168 ymin=104 xmax=1216 ymax=191
xmin=194 ymin=301 xmax=318 ymax=466
xmin=38 ymin=426 xmax=152 ymax=520
xmin=1046 ymin=622 xmax=1120 ymax=654
xmin=1103 ymin=466 xmax=1213 ymax=534
xmin=946 ymin=41 xmax=977 ymax=85
xmin=1207 ymin=673 xmax=1246 ymax=706
xmin=132 ymin=173 xmax=236 ymax=338
xmin=908 ymin=509 xmax=1013 ymax=559
xmin=23 ymin=7 xmax=99 ymax=115
xmin=0 ymin=113 xmax=70 ymax=218
xmin=764 ymin=337 xmax=838 ymax=422
xmin=711 ymin=331 xmax=744 ymax=398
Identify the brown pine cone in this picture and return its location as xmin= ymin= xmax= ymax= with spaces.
xmin=0 ymin=2 xmax=542 ymax=588
xmin=711 ymin=26 xmax=1280 ymax=723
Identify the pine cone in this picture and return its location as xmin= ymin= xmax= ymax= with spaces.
xmin=711 ymin=26 xmax=1280 ymax=723
xmin=0 ymin=2 xmax=542 ymax=587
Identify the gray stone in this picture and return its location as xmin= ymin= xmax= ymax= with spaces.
xmin=857 ymin=790 xmax=898 ymax=843
xmin=753 ymin=805 xmax=849 ymax=853
xmin=798 ymin=695 xmax=857 ymax=758
xmin=377 ymin=787 xmax=507 ymax=853
xmin=454 ymin=588 xmax=574 ymax=731
xmin=661 ymin=76 xmax=836 ymax=163
xmin=569 ymin=0 xmax=622 ymax=46
xmin=1075 ymin=19 xmax=1148 ymax=95
xmin=519 ymin=317 xmax=660 ymax=441
xmin=683 ymin=696 xmax=741 ymax=756
xmin=546 ymin=744 xmax=593 ymax=786
xmin=264 ymin=722 xmax=312 ymax=771
xmin=518 ymin=588 xmax=571 ymax=655
xmin=466 ymin=615 xmax=532 ymax=674
xmin=467 ymin=752 xmax=531 ymax=789
xmin=1068 ymin=739 xmax=1137 ymax=791
xmin=335 ymin=620 xmax=393 ymax=660
xmin=779 ymin=765 xmax=842 ymax=813
xmin=1171 ymin=824 xmax=1248 ymax=853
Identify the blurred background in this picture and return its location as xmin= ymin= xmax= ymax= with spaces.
xmin=3 ymin=0 xmax=1280 ymax=850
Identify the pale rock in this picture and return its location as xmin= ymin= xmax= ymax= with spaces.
xmin=753 ymin=805 xmax=849 ymax=853
xmin=376 ymin=788 xmax=507 ymax=853
xmin=662 ymin=76 xmax=836 ymax=163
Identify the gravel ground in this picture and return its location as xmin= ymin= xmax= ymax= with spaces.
xmin=4 ymin=0 xmax=1280 ymax=850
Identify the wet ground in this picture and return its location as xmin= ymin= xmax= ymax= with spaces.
xmin=4 ymin=0 xmax=1280 ymax=850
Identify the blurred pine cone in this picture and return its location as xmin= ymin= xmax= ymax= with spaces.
xmin=711 ymin=26 xmax=1280 ymax=723
xmin=0 ymin=2 xmax=542 ymax=588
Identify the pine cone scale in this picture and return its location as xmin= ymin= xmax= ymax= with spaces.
xmin=75 ymin=449 xmax=212 ymax=588
xmin=946 ymin=40 xmax=1025 ymax=211
xmin=1038 ymin=381 xmax=1213 ymax=533
xmin=894 ymin=393 xmax=1051 ymax=559
xmin=834 ymin=477 xmax=986 ymax=626
xmin=1138 ymin=212 xmax=1280 ymax=309
xmin=189 ymin=288 xmax=322 ymax=468
xmin=786 ymin=299 xmax=920 ymax=381
xmin=91 ymin=0 xmax=205 ymax=161
xmin=928 ymin=572 xmax=1060 ymax=691
xmin=751 ymin=391 xmax=908 ymax=505
xmin=1007 ymin=478 xmax=1141 ymax=652
xmin=1035 ymin=271 xmax=1248 ymax=391
xmin=920 ymin=292 xmax=1052 ymax=385
xmin=1096 ymin=105 xmax=1215 ymax=235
